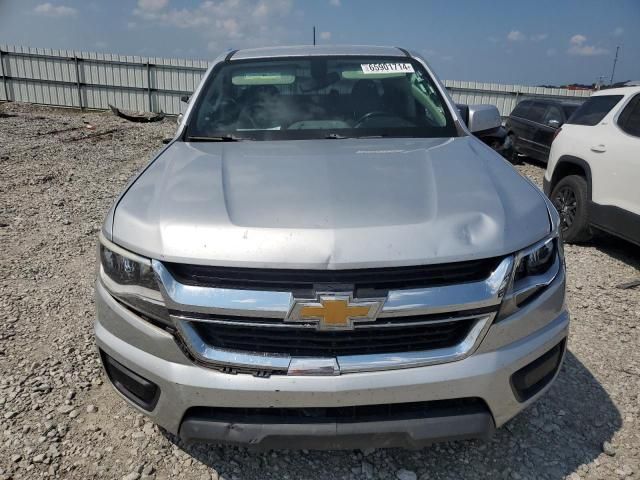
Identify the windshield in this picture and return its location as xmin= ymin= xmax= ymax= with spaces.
xmin=562 ymin=105 xmax=578 ymax=118
xmin=185 ymin=56 xmax=458 ymax=141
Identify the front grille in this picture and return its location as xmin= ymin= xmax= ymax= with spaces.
xmin=191 ymin=316 xmax=476 ymax=357
xmin=164 ymin=257 xmax=502 ymax=296
xmin=174 ymin=306 xmax=496 ymax=328
xmin=183 ymin=398 xmax=487 ymax=424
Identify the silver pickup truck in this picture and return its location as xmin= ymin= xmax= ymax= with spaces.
xmin=95 ymin=45 xmax=568 ymax=449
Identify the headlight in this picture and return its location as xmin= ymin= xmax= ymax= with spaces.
xmin=499 ymin=235 xmax=563 ymax=318
xmin=513 ymin=237 xmax=556 ymax=283
xmin=100 ymin=244 xmax=158 ymax=290
xmin=98 ymin=233 xmax=170 ymax=325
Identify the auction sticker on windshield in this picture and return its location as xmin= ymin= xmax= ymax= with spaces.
xmin=361 ymin=63 xmax=414 ymax=74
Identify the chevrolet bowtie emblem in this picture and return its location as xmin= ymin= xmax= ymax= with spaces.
xmin=286 ymin=293 xmax=385 ymax=331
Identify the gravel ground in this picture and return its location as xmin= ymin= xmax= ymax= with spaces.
xmin=1 ymin=102 xmax=639 ymax=480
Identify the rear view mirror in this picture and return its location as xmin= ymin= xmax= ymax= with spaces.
xmin=180 ymin=95 xmax=190 ymax=104
xmin=547 ymin=119 xmax=561 ymax=129
xmin=467 ymin=105 xmax=502 ymax=134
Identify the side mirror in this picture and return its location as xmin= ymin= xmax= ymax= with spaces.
xmin=467 ymin=104 xmax=502 ymax=134
xmin=456 ymin=104 xmax=470 ymax=127
xmin=547 ymin=119 xmax=561 ymax=129
xmin=176 ymin=113 xmax=183 ymax=126
xmin=180 ymin=95 xmax=190 ymax=104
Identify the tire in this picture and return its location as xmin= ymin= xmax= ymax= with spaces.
xmin=550 ymin=175 xmax=592 ymax=243
xmin=507 ymin=135 xmax=522 ymax=165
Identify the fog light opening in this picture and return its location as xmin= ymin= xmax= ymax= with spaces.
xmin=100 ymin=350 xmax=160 ymax=411
xmin=510 ymin=340 xmax=565 ymax=403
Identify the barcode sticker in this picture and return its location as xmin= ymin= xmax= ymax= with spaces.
xmin=361 ymin=63 xmax=414 ymax=74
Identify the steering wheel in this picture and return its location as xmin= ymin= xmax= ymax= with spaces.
xmin=236 ymin=106 xmax=259 ymax=129
xmin=203 ymin=97 xmax=238 ymax=118
xmin=354 ymin=111 xmax=398 ymax=128
xmin=201 ymin=97 xmax=240 ymax=127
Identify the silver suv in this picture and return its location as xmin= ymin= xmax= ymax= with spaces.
xmin=95 ymin=45 xmax=568 ymax=449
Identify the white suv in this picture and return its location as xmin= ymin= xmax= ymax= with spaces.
xmin=544 ymin=86 xmax=640 ymax=245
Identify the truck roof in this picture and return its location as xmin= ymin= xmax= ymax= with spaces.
xmin=520 ymin=98 xmax=582 ymax=107
xmin=592 ymin=85 xmax=640 ymax=96
xmin=230 ymin=45 xmax=409 ymax=60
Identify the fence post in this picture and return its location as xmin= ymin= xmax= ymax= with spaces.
xmin=73 ymin=55 xmax=83 ymax=110
xmin=146 ymin=62 xmax=152 ymax=112
xmin=0 ymin=49 xmax=9 ymax=102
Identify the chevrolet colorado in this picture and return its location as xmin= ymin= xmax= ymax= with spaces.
xmin=95 ymin=45 xmax=569 ymax=449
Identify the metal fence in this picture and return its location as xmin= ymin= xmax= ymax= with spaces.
xmin=443 ymin=80 xmax=591 ymax=116
xmin=0 ymin=45 xmax=592 ymax=116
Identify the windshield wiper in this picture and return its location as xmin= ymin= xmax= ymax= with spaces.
xmin=186 ymin=134 xmax=247 ymax=142
xmin=324 ymin=133 xmax=349 ymax=139
xmin=324 ymin=133 xmax=390 ymax=140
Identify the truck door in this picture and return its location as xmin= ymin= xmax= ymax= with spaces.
xmin=604 ymin=93 xmax=640 ymax=216
xmin=536 ymin=104 xmax=564 ymax=161
xmin=521 ymin=101 xmax=547 ymax=160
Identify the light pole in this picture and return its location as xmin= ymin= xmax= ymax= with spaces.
xmin=610 ymin=46 xmax=620 ymax=85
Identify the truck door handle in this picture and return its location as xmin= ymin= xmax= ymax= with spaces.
xmin=590 ymin=144 xmax=606 ymax=153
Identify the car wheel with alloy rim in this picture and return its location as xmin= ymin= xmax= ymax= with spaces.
xmin=550 ymin=175 xmax=592 ymax=243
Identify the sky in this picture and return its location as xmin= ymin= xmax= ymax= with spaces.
xmin=0 ymin=0 xmax=638 ymax=86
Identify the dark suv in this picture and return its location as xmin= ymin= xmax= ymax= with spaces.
xmin=506 ymin=99 xmax=581 ymax=163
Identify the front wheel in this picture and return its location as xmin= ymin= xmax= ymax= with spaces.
xmin=550 ymin=175 xmax=592 ymax=243
xmin=507 ymin=135 xmax=522 ymax=164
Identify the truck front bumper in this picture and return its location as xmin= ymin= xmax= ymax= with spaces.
xmin=95 ymin=271 xmax=568 ymax=449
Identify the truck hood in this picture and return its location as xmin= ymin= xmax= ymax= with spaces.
xmin=112 ymin=137 xmax=549 ymax=268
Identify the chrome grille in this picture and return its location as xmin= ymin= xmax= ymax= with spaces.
xmin=190 ymin=315 xmax=476 ymax=357
xmin=152 ymin=256 xmax=514 ymax=375
xmin=163 ymin=257 xmax=502 ymax=296
xmin=169 ymin=307 xmax=496 ymax=329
